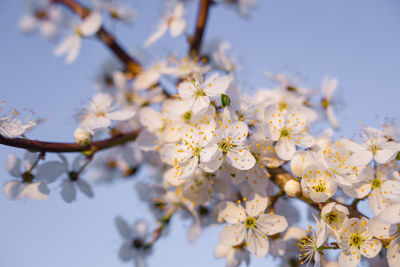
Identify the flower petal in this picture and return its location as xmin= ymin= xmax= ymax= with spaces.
xmin=246 ymin=228 xmax=269 ymax=257
xmin=219 ymin=201 xmax=247 ymax=224
xmin=276 ymin=138 xmax=296 ymax=161
xmin=218 ymin=223 xmax=246 ymax=246
xmin=61 ymin=180 xmax=76 ymax=203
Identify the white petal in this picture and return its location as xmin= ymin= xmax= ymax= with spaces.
xmin=255 ymin=214 xmax=288 ymax=236
xmin=226 ymin=148 xmax=256 ymax=170
xmin=388 ymin=236 xmax=400 ymax=267
xmin=200 ymin=143 xmax=218 ymax=163
xmin=204 ymin=75 xmax=232 ymax=96
xmin=382 ymin=180 xmax=400 ymax=200
xmin=177 ymin=157 xmax=198 ymax=179
xmin=378 ymin=204 xmax=400 ymax=224
xmin=173 ymin=3 xmax=184 ymax=18
xmin=118 ymin=243 xmax=134 ymax=262
xmin=79 ymin=12 xmax=102 ymax=36
xmin=201 ymin=149 xmax=223 ymax=172
xmin=246 ymin=228 xmax=269 ymax=257
xmin=192 ymin=96 xmax=210 ymax=115
xmin=136 ymin=130 xmax=159 ymax=151
xmin=214 ymin=244 xmax=230 ymax=258
xmin=275 ymin=139 xmax=296 ymax=161
xmin=3 ymin=181 xmax=26 ymax=200
xmin=169 ymin=18 xmax=186 ymax=37
xmin=115 ymin=216 xmax=132 ymax=239
xmin=6 ymin=154 xmax=21 ymax=178
xmin=218 ymin=223 xmax=246 ymax=246
xmin=340 ymin=138 xmax=365 ymax=152
xmin=77 ymin=179 xmax=94 ymax=198
xmin=374 ymin=149 xmax=398 ymax=164
xmin=348 ymin=150 xmax=373 ymax=166
xmin=360 ymin=239 xmax=382 ymax=258
xmin=19 ymin=15 xmax=37 ymax=33
xmin=368 ymin=217 xmax=391 ymax=239
xmin=342 ymin=182 xmax=370 ymax=199
xmin=106 ymin=110 xmax=135 ymax=121
xmin=338 ymin=251 xmax=360 ymax=267
xmin=36 ymin=161 xmax=65 ymax=183
xmin=26 ymin=182 xmax=49 ymax=200
xmin=80 ymin=115 xmax=110 ymax=130
xmin=219 ymin=201 xmax=247 ymax=224
xmin=245 ymin=193 xmax=268 ymax=217
xmin=144 ymin=22 xmax=168 ymax=47
xmin=139 ymin=107 xmax=163 ymax=131
xmin=134 ymin=70 xmax=160 ymax=90
xmin=290 ymin=151 xmax=314 ymax=178
xmin=296 ymin=133 xmax=315 ymax=148
xmin=24 ymin=151 xmax=37 ymax=170
xmin=327 ymin=106 xmax=340 ymax=129
xmin=61 ymin=180 xmax=76 ymax=203
xmin=53 ymin=35 xmax=74 ymax=57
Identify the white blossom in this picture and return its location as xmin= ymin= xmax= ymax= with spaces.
xmin=54 ymin=12 xmax=102 ymax=64
xmin=144 ymin=2 xmax=186 ymax=46
xmin=218 ymin=193 xmax=288 ymax=257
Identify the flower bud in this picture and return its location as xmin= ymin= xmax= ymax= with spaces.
xmin=284 ymin=179 xmax=301 ymax=197
xmin=74 ymin=127 xmax=92 ymax=146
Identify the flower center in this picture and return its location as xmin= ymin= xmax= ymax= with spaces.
xmin=192 ymin=146 xmax=203 ymax=158
xmin=34 ymin=10 xmax=48 ymax=20
xmin=244 ymin=217 xmax=256 ymax=229
xmin=278 ymin=101 xmax=288 ymax=111
xmin=312 ymin=183 xmax=326 ymax=193
xmin=369 ymin=144 xmax=380 ymax=154
xmin=183 ymin=111 xmax=192 ymax=123
xmin=280 ymin=127 xmax=291 ymax=138
xmin=321 ymin=98 xmax=329 ymax=109
xmin=69 ymin=171 xmax=79 ymax=182
xmin=194 ymin=89 xmax=206 ymax=98
xmin=95 ymin=111 xmax=106 ymax=117
xmin=22 ymin=171 xmax=34 ymax=183
xmin=325 ymin=211 xmax=339 ymax=224
xmin=371 ymin=178 xmax=382 ymax=189
xmin=132 ymin=238 xmax=144 ymax=249
xmin=350 ymin=233 xmax=364 ymax=248
xmin=218 ymin=139 xmax=234 ymax=153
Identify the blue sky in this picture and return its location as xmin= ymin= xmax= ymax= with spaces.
xmin=0 ymin=0 xmax=399 ymax=266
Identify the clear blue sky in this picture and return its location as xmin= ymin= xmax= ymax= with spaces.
xmin=0 ymin=0 xmax=399 ymax=266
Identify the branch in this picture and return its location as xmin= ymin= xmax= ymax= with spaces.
xmin=0 ymin=130 xmax=140 ymax=153
xmin=268 ymin=167 xmax=367 ymax=219
xmin=188 ymin=0 xmax=212 ymax=58
xmin=52 ymin=0 xmax=142 ymax=75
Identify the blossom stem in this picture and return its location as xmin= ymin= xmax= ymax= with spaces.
xmin=188 ymin=0 xmax=213 ymax=57
xmin=145 ymin=207 xmax=176 ymax=249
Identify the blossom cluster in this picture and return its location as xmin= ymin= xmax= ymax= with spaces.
xmin=2 ymin=0 xmax=400 ymax=267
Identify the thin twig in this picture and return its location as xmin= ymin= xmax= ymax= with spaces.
xmin=188 ymin=0 xmax=212 ymax=58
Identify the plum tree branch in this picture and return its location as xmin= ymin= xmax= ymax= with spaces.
xmin=0 ymin=130 xmax=140 ymax=153
xmin=188 ymin=0 xmax=212 ymax=58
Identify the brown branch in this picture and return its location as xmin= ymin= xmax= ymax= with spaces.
xmin=188 ymin=0 xmax=212 ymax=58
xmin=268 ymin=167 xmax=367 ymax=219
xmin=52 ymin=0 xmax=142 ymax=75
xmin=0 ymin=130 xmax=140 ymax=153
